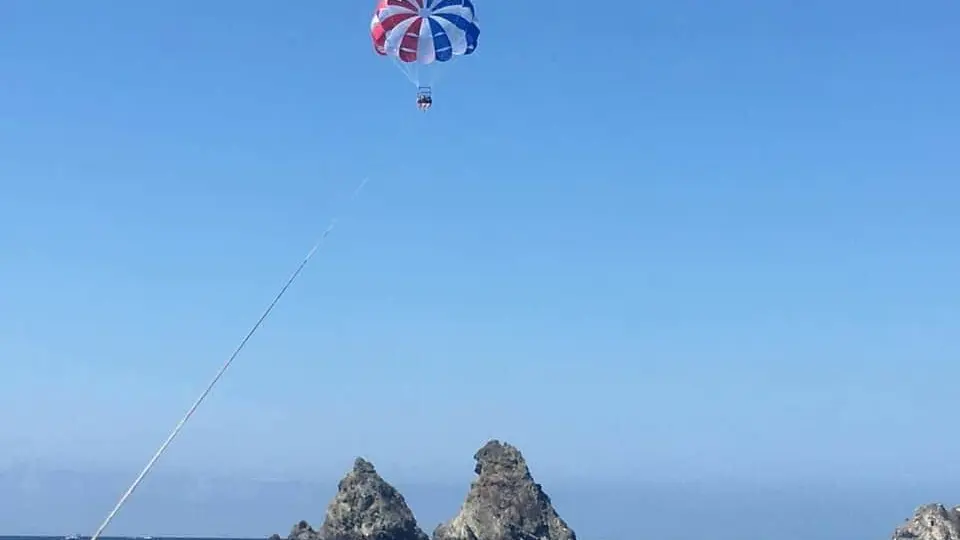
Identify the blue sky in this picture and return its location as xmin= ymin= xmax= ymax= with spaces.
xmin=1 ymin=0 xmax=959 ymax=535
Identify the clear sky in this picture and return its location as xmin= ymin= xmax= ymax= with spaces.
xmin=1 ymin=0 xmax=959 ymax=536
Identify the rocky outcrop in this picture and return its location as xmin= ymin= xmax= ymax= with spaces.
xmin=433 ymin=440 xmax=576 ymax=540
xmin=287 ymin=458 xmax=428 ymax=540
xmin=282 ymin=441 xmax=574 ymax=540
xmin=289 ymin=520 xmax=319 ymax=540
xmin=893 ymin=504 xmax=960 ymax=540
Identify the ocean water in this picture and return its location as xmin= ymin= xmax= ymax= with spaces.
xmin=1 ymin=475 xmax=955 ymax=540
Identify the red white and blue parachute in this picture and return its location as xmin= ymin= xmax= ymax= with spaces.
xmin=370 ymin=0 xmax=479 ymax=109
xmin=371 ymin=0 xmax=479 ymax=64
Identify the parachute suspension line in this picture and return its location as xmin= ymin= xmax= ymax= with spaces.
xmin=390 ymin=56 xmax=420 ymax=86
xmin=420 ymin=59 xmax=448 ymax=89
xmin=388 ymin=57 xmax=444 ymax=90
xmin=88 ymin=177 xmax=370 ymax=540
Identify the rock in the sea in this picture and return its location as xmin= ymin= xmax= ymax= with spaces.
xmin=893 ymin=504 xmax=960 ymax=540
xmin=303 ymin=457 xmax=429 ymax=540
xmin=434 ymin=440 xmax=576 ymax=540
xmin=290 ymin=520 xmax=320 ymax=540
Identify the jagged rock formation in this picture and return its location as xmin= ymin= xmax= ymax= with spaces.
xmin=289 ymin=520 xmax=319 ymax=540
xmin=286 ymin=457 xmax=428 ymax=540
xmin=433 ymin=440 xmax=576 ymax=540
xmin=893 ymin=504 xmax=960 ymax=540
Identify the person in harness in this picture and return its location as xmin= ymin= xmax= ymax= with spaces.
xmin=416 ymin=87 xmax=432 ymax=111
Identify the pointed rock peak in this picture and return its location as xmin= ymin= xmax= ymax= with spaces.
xmin=473 ymin=440 xmax=530 ymax=477
xmin=434 ymin=440 xmax=576 ymax=540
xmin=352 ymin=457 xmax=377 ymax=475
xmin=337 ymin=457 xmax=383 ymax=493
xmin=893 ymin=503 xmax=960 ymax=540
xmin=320 ymin=457 xmax=428 ymax=540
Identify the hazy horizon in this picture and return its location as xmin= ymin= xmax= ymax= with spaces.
xmin=0 ymin=462 xmax=956 ymax=539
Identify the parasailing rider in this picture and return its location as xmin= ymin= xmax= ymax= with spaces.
xmin=416 ymin=90 xmax=433 ymax=111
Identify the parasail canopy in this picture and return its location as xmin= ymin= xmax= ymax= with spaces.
xmin=371 ymin=0 xmax=480 ymax=66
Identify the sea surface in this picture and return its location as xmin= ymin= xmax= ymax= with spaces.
xmin=1 ymin=477 xmax=955 ymax=540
